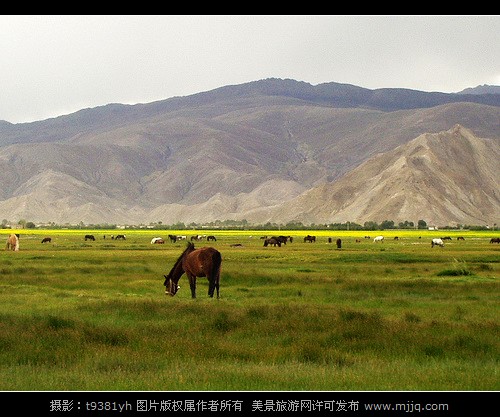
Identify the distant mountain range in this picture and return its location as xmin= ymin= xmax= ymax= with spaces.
xmin=0 ymin=78 xmax=499 ymax=227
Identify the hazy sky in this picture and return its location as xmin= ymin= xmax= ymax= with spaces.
xmin=1 ymin=15 xmax=499 ymax=124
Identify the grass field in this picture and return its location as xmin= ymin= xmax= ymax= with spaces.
xmin=0 ymin=229 xmax=498 ymax=391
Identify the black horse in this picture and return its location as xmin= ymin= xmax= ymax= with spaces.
xmin=85 ymin=235 xmax=95 ymax=241
xmin=304 ymin=235 xmax=316 ymax=243
xmin=263 ymin=237 xmax=281 ymax=247
xmin=274 ymin=236 xmax=292 ymax=245
xmin=41 ymin=237 xmax=51 ymax=243
xmin=163 ymin=242 xmax=222 ymax=299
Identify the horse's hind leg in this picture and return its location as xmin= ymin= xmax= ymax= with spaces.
xmin=208 ymin=277 xmax=218 ymax=298
xmin=188 ymin=275 xmax=197 ymax=298
xmin=209 ymin=274 xmax=220 ymax=299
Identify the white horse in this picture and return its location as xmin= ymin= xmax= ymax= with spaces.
xmin=373 ymin=235 xmax=384 ymax=243
xmin=431 ymin=238 xmax=444 ymax=248
xmin=5 ymin=234 xmax=19 ymax=251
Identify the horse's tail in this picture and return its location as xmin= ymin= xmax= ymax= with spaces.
xmin=211 ymin=250 xmax=222 ymax=282
xmin=14 ymin=236 xmax=19 ymax=251
xmin=208 ymin=250 xmax=222 ymax=298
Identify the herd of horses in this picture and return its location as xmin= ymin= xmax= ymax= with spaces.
xmin=4 ymin=232 xmax=499 ymax=300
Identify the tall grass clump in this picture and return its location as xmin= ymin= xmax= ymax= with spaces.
xmin=437 ymin=259 xmax=473 ymax=276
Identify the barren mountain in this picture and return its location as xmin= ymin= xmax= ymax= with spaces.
xmin=0 ymin=79 xmax=499 ymax=226
xmin=245 ymin=125 xmax=499 ymax=227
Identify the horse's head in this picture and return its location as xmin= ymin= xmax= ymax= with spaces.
xmin=164 ymin=274 xmax=180 ymax=296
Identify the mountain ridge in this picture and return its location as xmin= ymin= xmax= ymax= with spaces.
xmin=244 ymin=125 xmax=499 ymax=227
xmin=0 ymin=79 xmax=499 ymax=226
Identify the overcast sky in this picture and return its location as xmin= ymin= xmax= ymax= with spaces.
xmin=1 ymin=15 xmax=499 ymax=124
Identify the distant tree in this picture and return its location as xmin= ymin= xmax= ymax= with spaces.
xmin=380 ymin=220 xmax=394 ymax=229
xmin=417 ymin=219 xmax=427 ymax=229
xmin=364 ymin=221 xmax=379 ymax=230
xmin=286 ymin=221 xmax=304 ymax=229
xmin=26 ymin=221 xmax=36 ymax=229
xmin=398 ymin=220 xmax=414 ymax=229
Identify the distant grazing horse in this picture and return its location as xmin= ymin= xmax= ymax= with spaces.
xmin=85 ymin=234 xmax=95 ymax=241
xmin=373 ymin=236 xmax=384 ymax=243
xmin=168 ymin=234 xmax=178 ymax=243
xmin=441 ymin=236 xmax=452 ymax=241
xmin=263 ymin=237 xmax=281 ymax=247
xmin=336 ymin=238 xmax=342 ymax=249
xmin=304 ymin=235 xmax=316 ymax=243
xmin=276 ymin=235 xmax=292 ymax=245
xmin=115 ymin=234 xmax=126 ymax=240
xmin=163 ymin=242 xmax=222 ymax=299
xmin=151 ymin=237 xmax=165 ymax=244
xmin=431 ymin=238 xmax=444 ymax=248
xmin=269 ymin=236 xmax=285 ymax=245
xmin=490 ymin=237 xmax=500 ymax=244
xmin=207 ymin=235 xmax=217 ymax=242
xmin=457 ymin=236 xmax=465 ymax=241
xmin=5 ymin=234 xmax=19 ymax=251
xmin=41 ymin=237 xmax=51 ymax=244
xmin=191 ymin=235 xmax=203 ymax=241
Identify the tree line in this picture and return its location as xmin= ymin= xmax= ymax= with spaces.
xmin=2 ymin=218 xmax=495 ymax=231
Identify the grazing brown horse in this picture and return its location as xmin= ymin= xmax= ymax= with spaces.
xmin=263 ymin=237 xmax=281 ymax=247
xmin=490 ymin=237 xmax=500 ymax=244
xmin=41 ymin=237 xmax=51 ymax=243
xmin=304 ymin=235 xmax=316 ymax=243
xmin=5 ymin=234 xmax=19 ymax=251
xmin=163 ymin=242 xmax=222 ymax=299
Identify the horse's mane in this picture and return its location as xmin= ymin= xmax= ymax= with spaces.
xmin=170 ymin=242 xmax=195 ymax=270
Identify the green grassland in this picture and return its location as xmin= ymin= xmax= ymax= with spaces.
xmin=0 ymin=229 xmax=498 ymax=390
